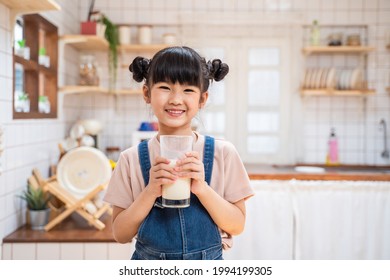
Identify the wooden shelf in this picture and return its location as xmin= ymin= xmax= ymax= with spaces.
xmin=59 ymin=86 xmax=142 ymax=95
xmin=303 ymin=46 xmax=375 ymax=55
xmin=0 ymin=0 xmax=60 ymax=13
xmin=13 ymin=14 xmax=58 ymax=120
xmin=61 ymin=35 xmax=169 ymax=53
xmin=60 ymin=35 xmax=109 ymax=51
xmin=301 ymin=89 xmax=375 ymax=96
xmin=118 ymin=44 xmax=169 ymax=52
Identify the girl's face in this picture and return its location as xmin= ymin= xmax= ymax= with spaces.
xmin=144 ymin=82 xmax=208 ymax=135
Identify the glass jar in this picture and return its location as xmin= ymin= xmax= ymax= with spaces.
xmin=79 ymin=55 xmax=100 ymax=86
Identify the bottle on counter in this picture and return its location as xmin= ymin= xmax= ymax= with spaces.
xmin=310 ymin=20 xmax=320 ymax=46
xmin=326 ymin=128 xmax=340 ymax=166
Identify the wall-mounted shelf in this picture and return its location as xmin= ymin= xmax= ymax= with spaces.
xmin=60 ymin=34 xmax=170 ymax=95
xmin=118 ymin=44 xmax=169 ymax=52
xmin=0 ymin=0 xmax=60 ymax=13
xmin=0 ymin=0 xmax=60 ymax=34
xmin=61 ymin=34 xmax=170 ymax=53
xmin=301 ymin=25 xmax=375 ymax=97
xmin=302 ymin=46 xmax=375 ymax=55
xmin=301 ymin=89 xmax=375 ymax=97
xmin=60 ymin=35 xmax=108 ymax=51
xmin=59 ymin=86 xmax=142 ymax=95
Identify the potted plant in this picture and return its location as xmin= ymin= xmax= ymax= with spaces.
xmin=38 ymin=95 xmax=51 ymax=114
xmin=19 ymin=184 xmax=51 ymax=230
xmin=38 ymin=47 xmax=50 ymax=67
xmin=16 ymin=39 xmax=30 ymax=59
xmin=101 ymin=15 xmax=118 ymax=91
xmin=14 ymin=91 xmax=30 ymax=113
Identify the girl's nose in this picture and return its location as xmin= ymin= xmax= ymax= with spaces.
xmin=168 ymin=91 xmax=183 ymax=104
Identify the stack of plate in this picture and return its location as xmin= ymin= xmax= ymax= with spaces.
xmin=303 ymin=68 xmax=336 ymax=89
xmin=337 ymin=68 xmax=363 ymax=90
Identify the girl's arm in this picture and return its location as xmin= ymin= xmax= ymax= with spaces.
xmin=195 ymin=184 xmax=246 ymax=235
xmin=176 ymin=152 xmax=246 ymax=236
xmin=111 ymin=156 xmax=177 ymax=243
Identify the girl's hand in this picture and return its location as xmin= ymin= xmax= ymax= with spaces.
xmin=147 ymin=156 xmax=177 ymax=198
xmin=175 ymin=151 xmax=207 ymax=195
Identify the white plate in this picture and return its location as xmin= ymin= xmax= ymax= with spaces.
xmin=326 ymin=68 xmax=336 ymax=89
xmin=294 ymin=166 xmax=326 ymax=173
xmin=70 ymin=123 xmax=85 ymax=140
xmin=350 ymin=68 xmax=362 ymax=89
xmin=320 ymin=68 xmax=328 ymax=88
xmin=56 ymin=147 xmax=112 ymax=198
xmin=304 ymin=69 xmax=312 ymax=88
xmin=314 ymin=68 xmax=323 ymax=89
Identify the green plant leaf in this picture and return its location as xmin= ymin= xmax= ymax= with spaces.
xmin=18 ymin=184 xmax=50 ymax=210
xmin=102 ymin=15 xmax=118 ymax=91
xmin=39 ymin=47 xmax=46 ymax=55
xmin=17 ymin=39 xmax=26 ymax=48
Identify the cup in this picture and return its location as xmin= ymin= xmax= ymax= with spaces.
xmin=160 ymin=135 xmax=193 ymax=208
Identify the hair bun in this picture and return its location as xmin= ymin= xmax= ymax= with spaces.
xmin=207 ymin=59 xmax=229 ymax=81
xmin=129 ymin=57 xmax=150 ymax=82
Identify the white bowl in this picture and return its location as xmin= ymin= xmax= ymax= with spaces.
xmin=79 ymin=119 xmax=102 ymax=135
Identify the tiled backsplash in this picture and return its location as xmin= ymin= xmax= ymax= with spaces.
xmin=0 ymin=0 xmax=390 ymax=259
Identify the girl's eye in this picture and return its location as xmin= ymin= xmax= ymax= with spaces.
xmin=159 ymin=86 xmax=170 ymax=90
xmin=184 ymin=88 xmax=195 ymax=93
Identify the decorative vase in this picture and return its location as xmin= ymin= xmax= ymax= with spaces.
xmin=29 ymin=208 xmax=51 ymax=230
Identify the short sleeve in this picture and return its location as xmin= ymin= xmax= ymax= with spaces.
xmin=103 ymin=152 xmax=134 ymax=209
xmin=220 ymin=142 xmax=254 ymax=203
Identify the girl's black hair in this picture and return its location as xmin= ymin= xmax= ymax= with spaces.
xmin=129 ymin=46 xmax=229 ymax=93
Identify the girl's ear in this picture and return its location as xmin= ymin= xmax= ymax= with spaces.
xmin=199 ymin=91 xmax=209 ymax=109
xmin=143 ymin=84 xmax=151 ymax=103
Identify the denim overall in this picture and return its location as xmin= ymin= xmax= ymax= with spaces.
xmin=131 ymin=136 xmax=223 ymax=260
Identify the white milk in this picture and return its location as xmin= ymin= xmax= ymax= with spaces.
xmin=162 ymin=160 xmax=191 ymax=201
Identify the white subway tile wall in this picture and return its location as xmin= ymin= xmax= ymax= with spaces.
xmin=0 ymin=0 xmax=389 ymax=259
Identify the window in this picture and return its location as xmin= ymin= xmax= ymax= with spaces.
xmin=191 ymin=38 xmax=292 ymax=164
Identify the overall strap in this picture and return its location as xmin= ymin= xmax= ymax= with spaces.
xmin=203 ymin=136 xmax=215 ymax=185
xmin=138 ymin=140 xmax=151 ymax=186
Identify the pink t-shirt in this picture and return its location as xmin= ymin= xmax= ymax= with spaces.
xmin=103 ymin=132 xmax=254 ymax=248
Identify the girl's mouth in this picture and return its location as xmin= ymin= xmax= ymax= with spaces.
xmin=166 ymin=109 xmax=185 ymax=117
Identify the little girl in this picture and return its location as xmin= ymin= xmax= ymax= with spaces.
xmin=104 ymin=46 xmax=254 ymax=260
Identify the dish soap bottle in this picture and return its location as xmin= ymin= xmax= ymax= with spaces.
xmin=326 ymin=128 xmax=339 ymax=166
xmin=310 ymin=20 xmax=320 ymax=46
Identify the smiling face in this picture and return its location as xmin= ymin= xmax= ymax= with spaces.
xmin=144 ymin=82 xmax=208 ymax=135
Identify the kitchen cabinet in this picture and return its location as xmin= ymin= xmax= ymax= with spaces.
xmin=13 ymin=14 xmax=58 ymax=119
xmin=59 ymin=34 xmax=169 ymax=95
xmin=224 ymin=180 xmax=390 ymax=260
xmin=301 ymin=25 xmax=375 ymax=97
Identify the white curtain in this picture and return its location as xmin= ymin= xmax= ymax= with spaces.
xmin=224 ymin=180 xmax=390 ymax=260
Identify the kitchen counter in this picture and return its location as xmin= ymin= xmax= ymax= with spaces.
xmin=2 ymin=164 xmax=389 ymax=246
xmin=2 ymin=213 xmax=114 ymax=243
xmin=246 ymin=164 xmax=390 ymax=181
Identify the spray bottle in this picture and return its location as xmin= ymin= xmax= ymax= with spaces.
xmin=326 ymin=128 xmax=339 ymax=165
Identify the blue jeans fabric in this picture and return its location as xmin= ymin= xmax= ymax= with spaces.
xmin=133 ymin=136 xmax=222 ymax=260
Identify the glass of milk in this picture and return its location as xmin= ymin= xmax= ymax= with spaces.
xmin=160 ymin=135 xmax=193 ymax=208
